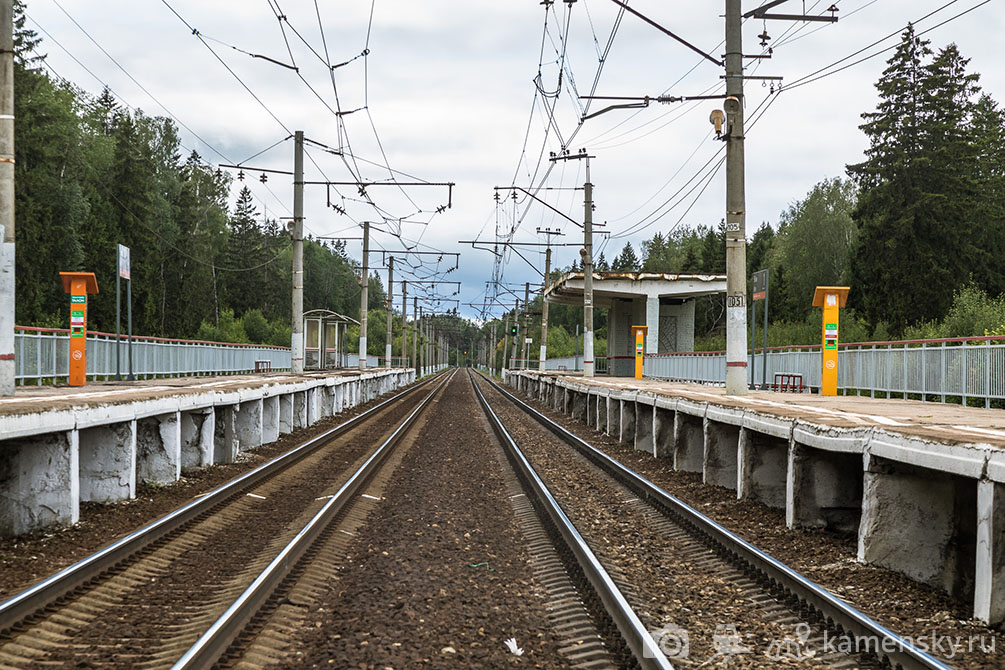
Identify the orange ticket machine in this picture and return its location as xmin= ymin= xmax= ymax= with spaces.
xmin=812 ymin=286 xmax=849 ymax=397
xmin=632 ymin=325 xmax=649 ymax=380
xmin=60 ymin=272 xmax=99 ymax=386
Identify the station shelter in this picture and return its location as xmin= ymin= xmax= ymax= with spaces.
xmin=544 ymin=272 xmax=727 ymax=377
xmin=304 ymin=309 xmax=359 ymax=370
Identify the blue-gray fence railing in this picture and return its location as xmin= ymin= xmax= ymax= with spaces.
xmin=642 ymin=337 xmax=1005 ymax=407
xmin=15 ymin=328 xmax=291 ymax=384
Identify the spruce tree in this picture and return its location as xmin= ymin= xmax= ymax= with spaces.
xmin=847 ymin=28 xmax=984 ymax=328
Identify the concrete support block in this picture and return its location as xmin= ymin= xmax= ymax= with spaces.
xmin=571 ymin=391 xmax=587 ymax=424
xmin=607 ymin=398 xmax=621 ymax=438
xmin=619 ymin=399 xmax=636 ymax=445
xmin=585 ymin=393 xmax=593 ymax=427
xmin=737 ymin=428 xmax=787 ymax=508
xmin=0 ymin=431 xmax=78 ymax=536
xmin=136 ymin=412 xmax=181 ymax=485
xmin=279 ymin=394 xmax=294 ymax=435
xmin=293 ymin=392 xmax=308 ymax=430
xmin=235 ymin=398 xmax=263 ymax=452
xmin=318 ymin=387 xmax=333 ymax=418
xmin=333 ymin=385 xmax=345 ymax=415
xmin=787 ymin=444 xmax=862 ymax=532
xmin=636 ymin=402 xmax=654 ymax=454
xmin=975 ymin=480 xmax=1005 ymax=625
xmin=79 ymin=420 xmax=136 ymax=503
xmin=703 ymin=418 xmax=739 ymax=490
xmin=654 ymin=407 xmax=674 ymax=459
xmin=214 ymin=406 xmax=239 ymax=464
xmin=858 ymin=457 xmax=975 ymax=600
xmin=306 ymin=388 xmax=321 ymax=426
xmin=180 ymin=409 xmax=214 ymax=469
xmin=263 ymin=396 xmax=280 ymax=444
xmin=597 ymin=395 xmax=608 ymax=434
xmin=673 ymin=414 xmax=704 ymax=473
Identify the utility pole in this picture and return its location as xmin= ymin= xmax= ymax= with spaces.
xmin=522 ymin=282 xmax=530 ymax=369
xmin=413 ymin=300 xmax=419 ymax=377
xmin=583 ymin=158 xmax=595 ymax=378
xmin=502 ymin=313 xmax=510 ymax=373
xmin=291 ymin=130 xmax=305 ymax=375
xmin=491 ymin=320 xmax=497 ymax=376
xmin=723 ymin=0 xmax=748 ymax=395
xmin=549 ymin=150 xmax=596 ymax=377
xmin=511 ymin=298 xmax=519 ymax=370
xmin=0 ymin=0 xmax=13 ymax=395
xmin=536 ymin=235 xmax=557 ymax=367
xmin=401 ymin=280 xmax=407 ymax=367
xmin=359 ymin=221 xmax=370 ymax=370
xmin=385 ymin=257 xmax=394 ymax=368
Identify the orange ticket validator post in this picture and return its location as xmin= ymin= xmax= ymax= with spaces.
xmin=60 ymin=272 xmax=99 ymax=387
xmin=632 ymin=325 xmax=648 ymax=380
xmin=812 ymin=286 xmax=849 ymax=397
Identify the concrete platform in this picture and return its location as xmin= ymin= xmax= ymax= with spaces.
xmin=0 ymin=368 xmax=414 ymax=538
xmin=507 ymin=370 xmax=1005 ymax=625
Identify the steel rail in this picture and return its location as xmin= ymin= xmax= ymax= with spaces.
xmin=479 ymin=372 xmax=953 ymax=670
xmin=469 ymin=372 xmax=674 ymax=670
xmin=0 ymin=371 xmax=444 ymax=634
xmin=173 ymin=369 xmax=455 ymax=668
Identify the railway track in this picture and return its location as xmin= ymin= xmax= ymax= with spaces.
xmin=473 ymin=370 xmax=955 ymax=670
xmin=0 ymin=368 xmax=965 ymax=668
xmin=0 ymin=370 xmax=451 ymax=669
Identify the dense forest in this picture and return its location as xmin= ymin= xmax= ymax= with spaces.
xmin=13 ymin=4 xmax=386 ymax=349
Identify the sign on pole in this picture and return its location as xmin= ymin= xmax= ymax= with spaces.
xmin=752 ymin=269 xmax=768 ymax=301
xmin=118 ymin=244 xmax=131 ymax=280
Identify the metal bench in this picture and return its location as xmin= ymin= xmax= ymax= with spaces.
xmin=772 ymin=373 xmax=806 ymax=393
xmin=254 ymin=360 xmax=272 ymax=373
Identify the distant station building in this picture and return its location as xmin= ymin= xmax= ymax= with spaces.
xmin=544 ymin=272 xmax=727 ymax=376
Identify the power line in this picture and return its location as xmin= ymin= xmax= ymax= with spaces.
xmin=782 ymin=0 xmax=979 ymax=91
xmin=159 ymin=0 xmax=292 ymax=134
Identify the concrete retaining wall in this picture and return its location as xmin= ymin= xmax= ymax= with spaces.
xmin=508 ymin=371 xmax=1005 ymax=626
xmin=0 ymin=369 xmax=414 ymax=538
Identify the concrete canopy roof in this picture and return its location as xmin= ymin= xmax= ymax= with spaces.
xmin=544 ymin=272 xmax=727 ymax=307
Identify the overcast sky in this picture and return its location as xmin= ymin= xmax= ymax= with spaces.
xmin=23 ymin=0 xmax=1003 ymax=320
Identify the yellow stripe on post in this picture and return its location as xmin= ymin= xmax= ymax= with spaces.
xmin=812 ymin=286 xmax=849 ymax=397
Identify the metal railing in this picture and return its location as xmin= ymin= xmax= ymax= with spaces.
xmin=643 ymin=336 xmax=1005 ymax=407
xmin=15 ymin=327 xmax=291 ymax=385
xmin=538 ymin=355 xmax=609 ymax=374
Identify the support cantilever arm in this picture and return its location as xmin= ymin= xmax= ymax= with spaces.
xmin=607 ymin=0 xmax=723 ymax=67
xmin=497 ymin=187 xmax=581 ymax=228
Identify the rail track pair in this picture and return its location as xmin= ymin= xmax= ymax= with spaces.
xmin=0 ymin=369 xmax=952 ymax=669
